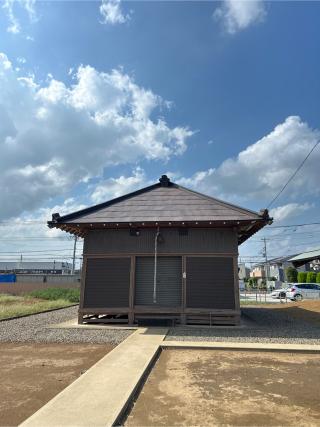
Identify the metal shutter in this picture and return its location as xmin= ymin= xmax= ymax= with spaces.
xmin=84 ymin=258 xmax=131 ymax=308
xmin=186 ymin=257 xmax=235 ymax=309
xmin=135 ymin=256 xmax=182 ymax=307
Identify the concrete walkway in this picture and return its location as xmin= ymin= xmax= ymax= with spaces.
xmin=162 ymin=340 xmax=320 ymax=353
xmin=20 ymin=328 xmax=167 ymax=427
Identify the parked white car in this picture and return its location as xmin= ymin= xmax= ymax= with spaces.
xmin=286 ymin=283 xmax=320 ymax=301
xmin=271 ymin=287 xmax=291 ymax=299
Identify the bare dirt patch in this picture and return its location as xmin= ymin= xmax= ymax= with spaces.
xmin=0 ymin=343 xmax=114 ymax=426
xmin=253 ymin=300 xmax=320 ymax=327
xmin=126 ymin=349 xmax=320 ymax=426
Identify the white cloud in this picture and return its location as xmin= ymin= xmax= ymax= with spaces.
xmin=176 ymin=116 xmax=320 ymax=207
xmin=0 ymin=198 xmax=86 ymax=261
xmin=214 ymin=0 xmax=266 ymax=34
xmin=0 ymin=53 xmax=193 ymax=220
xmin=3 ymin=0 xmax=20 ymax=33
xmin=91 ymin=167 xmax=149 ymax=203
xmin=99 ymin=0 xmax=130 ymax=25
xmin=270 ymin=203 xmax=312 ymax=222
xmin=17 ymin=57 xmax=26 ymax=64
xmin=2 ymin=0 xmax=37 ymax=34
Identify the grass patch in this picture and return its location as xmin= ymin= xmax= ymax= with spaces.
xmin=0 ymin=294 xmax=25 ymax=304
xmin=27 ymin=288 xmax=80 ymax=303
xmin=0 ymin=294 xmax=73 ymax=320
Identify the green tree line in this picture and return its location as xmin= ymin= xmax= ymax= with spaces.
xmin=286 ymin=267 xmax=320 ymax=283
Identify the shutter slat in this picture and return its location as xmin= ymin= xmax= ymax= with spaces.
xmin=135 ymin=256 xmax=182 ymax=306
xmin=186 ymin=257 xmax=235 ymax=309
xmin=84 ymin=258 xmax=130 ymax=308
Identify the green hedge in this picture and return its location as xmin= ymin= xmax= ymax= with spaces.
xmin=297 ymin=271 xmax=307 ymax=283
xmin=306 ymin=271 xmax=317 ymax=283
xmin=317 ymin=272 xmax=320 ymax=284
xmin=28 ymin=288 xmax=80 ymax=303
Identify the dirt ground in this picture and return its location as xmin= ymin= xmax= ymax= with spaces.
xmin=126 ymin=349 xmax=320 ymax=426
xmin=252 ymin=300 xmax=320 ymax=327
xmin=0 ymin=343 xmax=114 ymax=426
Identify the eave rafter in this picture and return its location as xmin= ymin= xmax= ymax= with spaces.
xmin=48 ymin=218 xmax=270 ymax=244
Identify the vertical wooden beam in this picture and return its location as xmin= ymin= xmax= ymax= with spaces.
xmin=78 ymin=255 xmax=88 ymax=324
xmin=233 ymin=254 xmax=240 ymax=318
xmin=128 ymin=255 xmax=135 ymax=325
xmin=180 ymin=255 xmax=187 ymax=325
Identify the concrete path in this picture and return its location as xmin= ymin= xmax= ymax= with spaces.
xmin=20 ymin=328 xmax=167 ymax=427
xmin=162 ymin=340 xmax=320 ymax=353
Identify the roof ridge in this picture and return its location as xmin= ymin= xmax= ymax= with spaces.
xmin=290 ymin=248 xmax=320 ymax=257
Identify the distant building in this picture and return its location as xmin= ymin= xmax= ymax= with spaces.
xmin=289 ymin=249 xmax=320 ymax=271
xmin=250 ymin=255 xmax=311 ymax=282
xmin=268 ymin=256 xmax=297 ymax=281
xmin=0 ymin=261 xmax=72 ymax=275
xmin=250 ymin=265 xmax=266 ymax=278
xmin=238 ymin=263 xmax=250 ymax=280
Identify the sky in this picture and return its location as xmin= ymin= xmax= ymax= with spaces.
xmin=0 ymin=0 xmax=320 ymax=267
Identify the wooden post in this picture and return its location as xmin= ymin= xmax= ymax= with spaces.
xmin=181 ymin=255 xmax=187 ymax=325
xmin=233 ymin=255 xmax=240 ymax=312
xmin=78 ymin=255 xmax=87 ymax=324
xmin=128 ymin=255 xmax=135 ymax=325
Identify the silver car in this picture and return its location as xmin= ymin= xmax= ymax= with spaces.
xmin=286 ymin=283 xmax=320 ymax=301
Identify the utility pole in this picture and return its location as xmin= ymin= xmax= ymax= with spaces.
xmin=262 ymin=237 xmax=269 ymax=288
xmin=72 ymin=235 xmax=78 ymax=275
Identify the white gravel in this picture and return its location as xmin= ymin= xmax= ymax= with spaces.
xmin=0 ymin=306 xmax=132 ymax=344
xmin=166 ymin=307 xmax=320 ymax=345
xmin=2 ymin=306 xmax=319 ymax=346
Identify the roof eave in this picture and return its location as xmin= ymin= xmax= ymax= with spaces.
xmin=48 ymin=217 xmax=271 ymax=242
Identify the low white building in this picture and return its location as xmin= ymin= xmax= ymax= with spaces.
xmin=0 ymin=261 xmax=72 ymax=275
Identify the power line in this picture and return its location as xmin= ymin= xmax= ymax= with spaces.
xmin=0 ymin=256 xmax=83 ymax=260
xmin=266 ymin=138 xmax=320 ymax=209
xmin=0 ymin=248 xmax=81 ymax=255
xmin=266 ymin=222 xmax=320 ymax=229
xmin=0 ymin=221 xmax=46 ymax=225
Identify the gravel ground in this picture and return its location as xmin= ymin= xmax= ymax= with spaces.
xmin=2 ymin=305 xmax=319 ymax=345
xmin=166 ymin=307 xmax=320 ymax=344
xmin=0 ymin=306 xmax=132 ymax=344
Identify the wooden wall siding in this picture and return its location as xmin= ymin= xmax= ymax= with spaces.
xmin=186 ymin=257 xmax=235 ymax=309
xmin=84 ymin=227 xmax=238 ymax=255
xmin=135 ymin=256 xmax=182 ymax=307
xmin=83 ymin=258 xmax=131 ymax=308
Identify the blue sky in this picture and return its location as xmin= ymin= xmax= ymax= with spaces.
xmin=0 ymin=0 xmax=320 ymax=265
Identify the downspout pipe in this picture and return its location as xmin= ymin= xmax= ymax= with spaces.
xmin=153 ymin=227 xmax=160 ymax=304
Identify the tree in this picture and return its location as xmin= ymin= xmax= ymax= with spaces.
xmin=316 ymin=272 xmax=320 ymax=284
xmin=306 ymin=271 xmax=317 ymax=283
xmin=247 ymin=277 xmax=258 ymax=289
xmin=297 ymin=271 xmax=307 ymax=283
xmin=286 ymin=267 xmax=298 ymax=283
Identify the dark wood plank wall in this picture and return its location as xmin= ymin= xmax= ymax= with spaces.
xmin=80 ymin=227 xmax=240 ymax=324
xmin=83 ymin=227 xmax=238 ymax=255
